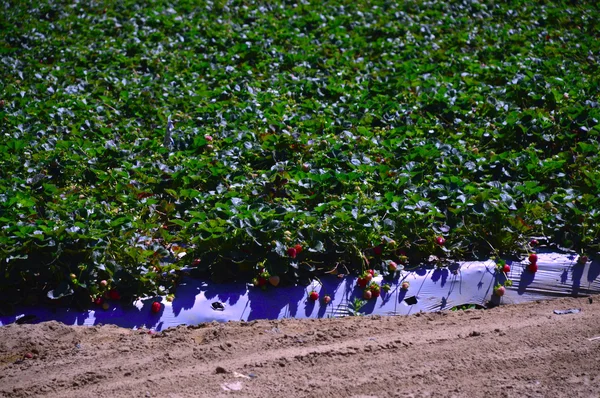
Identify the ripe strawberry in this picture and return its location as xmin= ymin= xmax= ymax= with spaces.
xmin=528 ymin=253 xmax=538 ymax=264
xmin=269 ymin=275 xmax=280 ymax=287
xmin=204 ymin=134 xmax=213 ymax=142
xmin=24 ymin=353 xmax=33 ymax=359
xmin=109 ymin=290 xmax=121 ymax=301
xmin=370 ymin=287 xmax=380 ymax=298
xmin=94 ymin=297 xmax=104 ymax=306
xmin=435 ymin=236 xmax=446 ymax=246
xmin=309 ymin=291 xmax=319 ymax=301
xmin=528 ymin=263 xmax=539 ymax=273
xmin=287 ymin=247 xmax=297 ymax=258
xmin=373 ymin=246 xmax=383 ymax=256
xmin=368 ymin=269 xmax=375 ymax=276
xmin=192 ymin=258 xmax=201 ymax=266
xmin=357 ymin=277 xmax=368 ymax=288
xmin=258 ymin=277 xmax=268 ymax=287
xmin=388 ymin=261 xmax=398 ymax=272
xmin=530 ymin=239 xmax=539 ymax=247
xmin=151 ymin=301 xmax=162 ymax=314
xmin=502 ymin=264 xmax=511 ymax=273
xmin=322 ymin=295 xmax=331 ymax=305
xmin=99 ymin=280 xmax=108 ymax=288
xmin=363 ymin=290 xmax=373 ymax=300
xmin=294 ymin=244 xmax=303 ymax=254
xmin=401 ymin=281 xmax=410 ymax=290
xmin=578 ymin=255 xmax=588 ymax=265
xmin=494 ymin=286 xmax=506 ymax=297
xmin=365 ymin=273 xmax=373 ymax=283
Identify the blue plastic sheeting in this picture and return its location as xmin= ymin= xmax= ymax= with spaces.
xmin=502 ymin=250 xmax=600 ymax=304
xmin=0 ymin=262 xmax=495 ymax=331
xmin=1 ymin=251 xmax=598 ymax=331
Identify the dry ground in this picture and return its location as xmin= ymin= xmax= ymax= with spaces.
xmin=1 ymin=295 xmax=599 ymax=398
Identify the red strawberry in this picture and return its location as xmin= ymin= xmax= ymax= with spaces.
xmin=363 ymin=290 xmax=373 ymax=300
xmin=371 ymin=288 xmax=380 ymax=298
xmin=373 ymin=246 xmax=383 ymax=256
xmin=94 ymin=297 xmax=104 ymax=306
xmin=287 ymin=247 xmax=297 ymax=258
xmin=528 ymin=253 xmax=538 ymax=264
xmin=528 ymin=263 xmax=538 ymax=273
xmin=294 ymin=244 xmax=303 ymax=254
xmin=368 ymin=269 xmax=375 ymax=276
xmin=494 ymin=286 xmax=506 ymax=297
xmin=388 ymin=261 xmax=398 ymax=272
xmin=530 ymin=239 xmax=539 ymax=247
xmin=24 ymin=353 xmax=33 ymax=359
xmin=435 ymin=236 xmax=446 ymax=246
xmin=401 ymin=281 xmax=410 ymax=290
xmin=502 ymin=264 xmax=511 ymax=273
xmin=204 ymin=134 xmax=213 ymax=142
xmin=357 ymin=278 xmax=368 ymax=288
xmin=322 ymin=295 xmax=331 ymax=305
xmin=365 ymin=273 xmax=373 ymax=282
xmin=151 ymin=301 xmax=162 ymax=314
xmin=258 ymin=277 xmax=268 ymax=287
xmin=309 ymin=291 xmax=319 ymax=301
xmin=269 ymin=275 xmax=280 ymax=287
xmin=109 ymin=290 xmax=121 ymax=301
xmin=578 ymin=255 xmax=588 ymax=265
xmin=192 ymin=258 xmax=201 ymax=266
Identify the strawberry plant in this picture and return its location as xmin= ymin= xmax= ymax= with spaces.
xmin=1 ymin=0 xmax=599 ymax=310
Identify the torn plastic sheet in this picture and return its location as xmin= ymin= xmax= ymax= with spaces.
xmin=0 ymin=251 xmax=598 ymax=331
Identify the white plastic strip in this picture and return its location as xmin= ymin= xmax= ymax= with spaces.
xmin=0 ymin=251 xmax=598 ymax=331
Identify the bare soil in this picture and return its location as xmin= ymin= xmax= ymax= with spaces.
xmin=1 ymin=295 xmax=599 ymax=398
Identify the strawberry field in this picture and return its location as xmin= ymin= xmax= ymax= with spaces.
xmin=1 ymin=0 xmax=599 ymax=311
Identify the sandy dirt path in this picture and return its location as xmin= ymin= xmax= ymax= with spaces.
xmin=1 ymin=295 xmax=599 ymax=398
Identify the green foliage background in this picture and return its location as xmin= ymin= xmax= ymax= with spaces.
xmin=1 ymin=0 xmax=599 ymax=308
